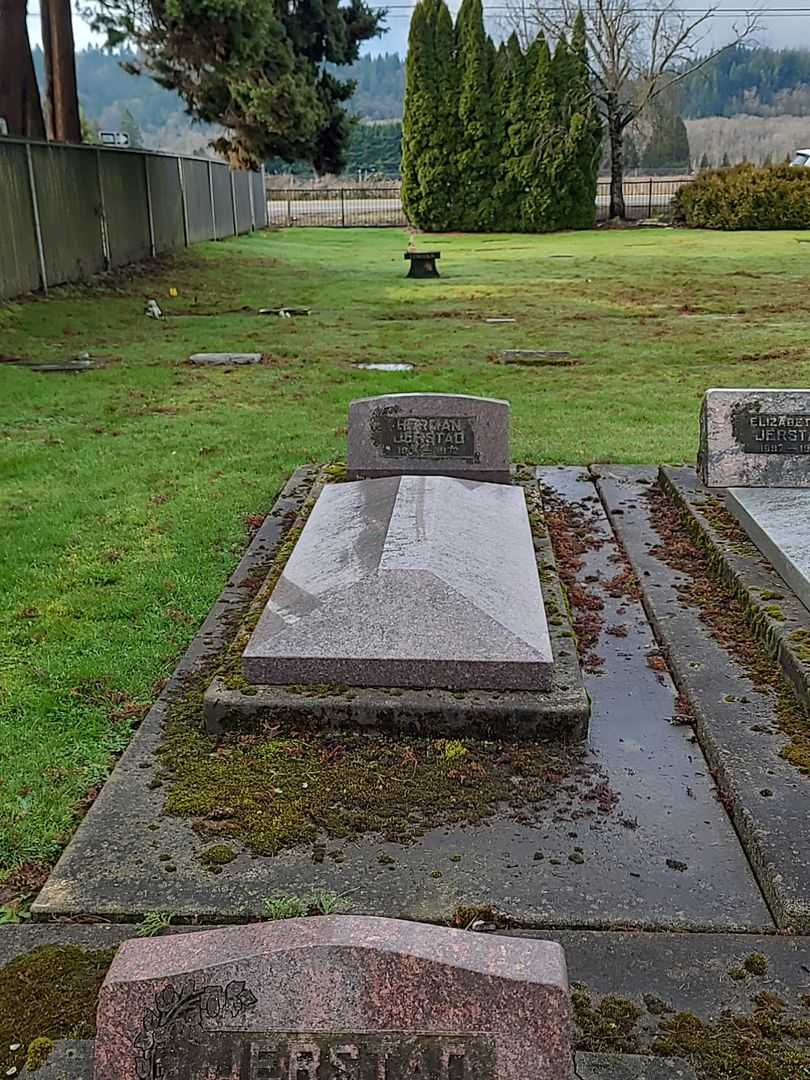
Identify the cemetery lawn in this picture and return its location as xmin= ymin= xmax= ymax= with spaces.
xmin=3 ymin=225 xmax=810 ymax=889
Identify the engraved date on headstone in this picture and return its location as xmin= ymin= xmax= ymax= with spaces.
xmin=373 ymin=414 xmax=478 ymax=462
xmin=154 ymin=1032 xmax=496 ymax=1080
xmin=733 ymin=411 xmax=810 ymax=455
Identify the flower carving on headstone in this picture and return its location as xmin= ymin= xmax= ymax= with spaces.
xmin=133 ymin=979 xmax=258 ymax=1078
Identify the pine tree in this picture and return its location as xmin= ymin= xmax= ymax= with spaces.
xmin=504 ymin=32 xmax=530 ymax=230
xmin=699 ymin=151 xmax=710 ymax=170
xmin=455 ymin=0 xmax=498 ymax=230
xmin=641 ymin=109 xmax=690 ymax=172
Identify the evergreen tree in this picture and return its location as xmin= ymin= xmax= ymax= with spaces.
xmin=401 ymin=0 xmax=434 ymax=225
xmin=455 ymin=0 xmax=498 ymax=230
xmin=401 ymin=0 xmax=458 ymax=230
xmin=566 ymin=10 xmax=602 ymax=226
xmin=519 ymin=34 xmax=555 ymax=231
xmin=493 ymin=38 xmax=523 ymax=230
xmin=641 ymin=109 xmax=690 ymax=172
xmin=119 ymin=107 xmax=143 ymax=148
xmin=504 ymin=32 xmax=530 ymax=230
xmin=699 ymin=151 xmax=710 ymax=170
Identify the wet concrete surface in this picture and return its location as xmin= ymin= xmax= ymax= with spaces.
xmin=594 ymin=464 xmax=810 ymax=930
xmin=33 ymin=470 xmax=771 ymax=930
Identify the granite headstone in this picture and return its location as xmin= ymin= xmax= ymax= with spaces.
xmin=347 ymin=393 xmax=510 ymax=483
xmin=698 ymin=388 xmax=810 ymax=487
xmin=242 ymin=474 xmax=553 ymax=691
xmin=94 ymin=916 xmax=573 ymax=1080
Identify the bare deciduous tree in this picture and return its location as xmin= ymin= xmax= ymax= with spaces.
xmin=502 ymin=0 xmax=758 ymax=218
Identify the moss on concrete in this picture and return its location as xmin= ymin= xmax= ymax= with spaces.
xmin=648 ymin=484 xmax=810 ymax=777
xmin=0 ymin=945 xmax=114 ymax=1075
xmin=25 ymin=1037 xmax=54 ymax=1072
xmin=574 ymin=987 xmax=810 ymax=1079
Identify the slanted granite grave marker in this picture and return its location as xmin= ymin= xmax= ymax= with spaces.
xmin=698 ymin=388 xmax=810 ymax=488
xmin=242 ymin=473 xmax=553 ymax=691
xmin=347 ymin=393 xmax=510 ymax=483
xmin=94 ymin=916 xmax=573 ymax=1080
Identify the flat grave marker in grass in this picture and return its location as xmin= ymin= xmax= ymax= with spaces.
xmin=189 ymin=353 xmax=262 ymax=366
xmin=94 ymin=917 xmax=573 ymax=1080
xmin=347 ymin=392 xmax=511 ymax=483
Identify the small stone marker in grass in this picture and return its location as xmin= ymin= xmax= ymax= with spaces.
xmin=347 ymin=392 xmax=510 ymax=483
xmin=258 ymin=307 xmax=311 ymax=317
xmin=94 ymin=916 xmax=573 ymax=1080
xmin=404 ymin=250 xmax=440 ymax=278
xmin=698 ymin=388 xmax=810 ymax=487
xmin=496 ymin=351 xmax=575 ymax=367
xmin=189 ymin=353 xmax=262 ymax=366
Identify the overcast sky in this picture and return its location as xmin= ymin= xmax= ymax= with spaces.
xmin=28 ymin=1 xmax=810 ymax=57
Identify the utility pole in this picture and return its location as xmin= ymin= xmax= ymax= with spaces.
xmin=0 ymin=0 xmax=47 ymax=137
xmin=41 ymin=0 xmax=81 ymax=142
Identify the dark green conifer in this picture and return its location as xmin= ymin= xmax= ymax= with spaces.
xmin=455 ymin=0 xmax=498 ymax=230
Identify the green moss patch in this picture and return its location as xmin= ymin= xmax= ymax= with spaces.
xmin=0 ymin=945 xmax=114 ymax=1074
xmin=574 ymin=988 xmax=810 ymax=1079
xmin=648 ymin=484 xmax=810 ymax=776
xmin=160 ymin=716 xmax=582 ymax=855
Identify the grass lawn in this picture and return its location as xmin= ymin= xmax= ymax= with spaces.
xmin=2 ymin=224 xmax=810 ymax=887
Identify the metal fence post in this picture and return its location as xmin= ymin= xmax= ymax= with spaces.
xmin=177 ymin=158 xmax=189 ymax=247
xmin=340 ymin=187 xmax=346 ymax=227
xmin=648 ymin=177 xmax=654 ymax=218
xmin=230 ymin=170 xmax=238 ymax=235
xmin=260 ymin=165 xmax=267 ymax=228
xmin=208 ymin=161 xmax=217 ymax=240
xmin=25 ymin=143 xmax=48 ymax=294
xmin=287 ymin=195 xmax=291 ymax=227
xmin=248 ymin=170 xmax=256 ymax=231
xmin=144 ymin=155 xmax=156 ymax=258
xmin=96 ymin=148 xmax=111 ymax=270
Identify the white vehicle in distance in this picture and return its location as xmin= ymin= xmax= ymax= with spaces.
xmin=791 ymin=149 xmax=810 ymax=166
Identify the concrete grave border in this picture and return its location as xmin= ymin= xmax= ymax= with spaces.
xmin=204 ymin=469 xmax=589 ymax=740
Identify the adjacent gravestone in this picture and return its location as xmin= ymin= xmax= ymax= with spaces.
xmin=698 ymin=388 xmax=810 ymax=487
xmin=242 ymin=474 xmax=553 ymax=691
xmin=725 ymin=486 xmax=810 ymax=613
xmin=94 ymin=917 xmax=573 ymax=1080
xmin=347 ymin=393 xmax=510 ymax=483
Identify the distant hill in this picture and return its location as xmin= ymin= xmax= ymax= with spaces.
xmin=682 ymin=44 xmax=810 ymax=118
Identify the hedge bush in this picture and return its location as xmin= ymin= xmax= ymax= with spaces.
xmin=673 ymin=163 xmax=810 ymax=230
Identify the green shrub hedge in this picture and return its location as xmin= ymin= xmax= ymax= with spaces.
xmin=673 ymin=163 xmax=810 ymax=229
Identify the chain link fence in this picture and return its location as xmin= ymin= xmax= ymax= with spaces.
xmin=0 ymin=137 xmax=267 ymax=301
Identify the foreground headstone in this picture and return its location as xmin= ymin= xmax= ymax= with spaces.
xmin=699 ymin=388 xmax=810 ymax=487
xmin=243 ymin=474 xmax=553 ymax=691
xmin=94 ymin=917 xmax=573 ymax=1080
xmin=347 ymin=393 xmax=510 ymax=483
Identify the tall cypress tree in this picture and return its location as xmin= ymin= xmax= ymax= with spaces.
xmin=455 ymin=0 xmax=498 ymax=230
xmin=401 ymin=0 xmax=458 ymax=230
xmin=493 ymin=39 xmax=522 ymax=231
xmin=520 ymin=34 xmax=556 ymax=231
xmin=567 ymin=10 xmax=602 ymax=227
xmin=401 ymin=0 xmax=435 ymax=227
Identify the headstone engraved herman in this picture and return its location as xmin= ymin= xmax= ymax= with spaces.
xmin=699 ymin=388 xmax=810 ymax=487
xmin=348 ymin=394 xmax=511 ymax=483
xmin=94 ymin=916 xmax=573 ymax=1080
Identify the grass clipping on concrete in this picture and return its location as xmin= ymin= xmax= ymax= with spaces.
xmin=0 ymin=945 xmax=114 ymax=1074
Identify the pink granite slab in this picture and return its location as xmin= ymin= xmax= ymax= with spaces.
xmin=94 ymin=916 xmax=572 ymax=1080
